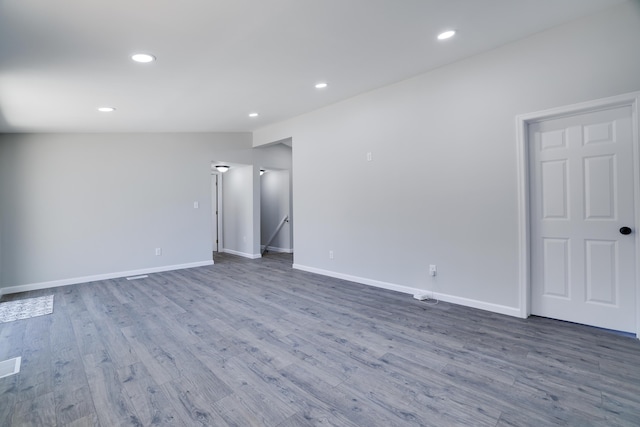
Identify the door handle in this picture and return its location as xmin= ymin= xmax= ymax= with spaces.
xmin=620 ymin=226 xmax=632 ymax=235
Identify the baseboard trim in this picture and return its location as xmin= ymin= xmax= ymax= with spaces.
xmin=431 ymin=292 xmax=521 ymax=318
xmin=292 ymin=264 xmax=521 ymax=318
xmin=293 ymin=264 xmax=420 ymax=294
xmin=0 ymin=260 xmax=214 ymax=296
xmin=222 ymin=248 xmax=262 ymax=259
xmin=260 ymin=246 xmax=293 ymax=254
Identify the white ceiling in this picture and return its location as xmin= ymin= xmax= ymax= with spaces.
xmin=0 ymin=0 xmax=627 ymax=133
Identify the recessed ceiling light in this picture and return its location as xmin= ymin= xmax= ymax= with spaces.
xmin=97 ymin=107 xmax=116 ymax=112
xmin=131 ymin=53 xmax=156 ymax=63
xmin=315 ymin=82 xmax=328 ymax=89
xmin=437 ymin=30 xmax=456 ymax=40
xmin=249 ymin=112 xmax=259 ymax=118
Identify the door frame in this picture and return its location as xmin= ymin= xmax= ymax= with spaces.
xmin=211 ymin=170 xmax=224 ymax=253
xmin=516 ymin=91 xmax=640 ymax=337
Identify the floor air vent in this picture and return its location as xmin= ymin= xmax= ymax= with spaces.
xmin=126 ymin=275 xmax=149 ymax=280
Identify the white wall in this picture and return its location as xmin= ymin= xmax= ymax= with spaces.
xmin=260 ymin=170 xmax=292 ymax=252
xmin=253 ymin=2 xmax=640 ymax=313
xmin=0 ymin=132 xmax=253 ymax=290
xmin=254 ymin=141 xmax=293 ymax=170
xmin=221 ymin=165 xmax=260 ymax=258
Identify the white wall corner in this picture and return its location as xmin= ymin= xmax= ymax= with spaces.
xmin=0 ymin=260 xmax=214 ymax=296
xmin=515 ymin=113 xmax=531 ymax=320
xmin=292 ymin=264 xmax=521 ymax=318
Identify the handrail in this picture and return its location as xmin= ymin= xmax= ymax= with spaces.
xmin=262 ymin=215 xmax=289 ymax=255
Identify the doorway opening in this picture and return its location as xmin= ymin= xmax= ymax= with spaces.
xmin=255 ymin=139 xmax=294 ymax=261
xmin=260 ymin=168 xmax=292 ymax=256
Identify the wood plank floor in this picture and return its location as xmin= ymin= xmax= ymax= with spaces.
xmin=1 ymin=252 xmax=640 ymax=426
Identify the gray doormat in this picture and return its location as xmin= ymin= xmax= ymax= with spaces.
xmin=0 ymin=295 xmax=54 ymax=323
xmin=0 ymin=357 xmax=21 ymax=379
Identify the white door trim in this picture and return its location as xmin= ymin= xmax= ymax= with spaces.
xmin=516 ymin=91 xmax=640 ymax=337
xmin=211 ymin=170 xmax=224 ymax=253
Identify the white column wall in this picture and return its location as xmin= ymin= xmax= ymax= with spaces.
xmin=222 ymin=165 xmax=259 ymax=258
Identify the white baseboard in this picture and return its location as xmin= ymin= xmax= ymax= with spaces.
xmin=293 ymin=264 xmax=420 ymax=294
xmin=430 ymin=292 xmax=521 ymax=318
xmin=0 ymin=260 xmax=214 ymax=296
xmin=292 ymin=264 xmax=521 ymax=318
xmin=260 ymin=246 xmax=293 ymax=254
xmin=222 ymin=248 xmax=262 ymax=259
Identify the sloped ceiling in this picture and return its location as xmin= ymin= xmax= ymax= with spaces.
xmin=0 ymin=0 xmax=628 ymax=133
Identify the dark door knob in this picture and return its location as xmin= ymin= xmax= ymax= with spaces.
xmin=620 ymin=227 xmax=632 ymax=235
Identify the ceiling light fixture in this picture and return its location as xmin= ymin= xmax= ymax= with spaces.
xmin=131 ymin=53 xmax=156 ymax=63
xmin=315 ymin=82 xmax=328 ymax=89
xmin=215 ymin=165 xmax=230 ymax=173
xmin=249 ymin=112 xmax=259 ymax=118
xmin=437 ymin=30 xmax=456 ymax=40
xmin=97 ymin=107 xmax=116 ymax=112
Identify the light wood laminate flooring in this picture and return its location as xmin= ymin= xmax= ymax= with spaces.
xmin=1 ymin=252 xmax=639 ymax=426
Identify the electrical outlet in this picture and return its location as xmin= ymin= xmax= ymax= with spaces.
xmin=329 ymin=250 xmax=334 ymax=259
xmin=155 ymin=248 xmax=162 ymax=256
xmin=193 ymin=201 xmax=199 ymax=209
xmin=366 ymin=152 xmax=372 ymax=161
xmin=429 ymin=265 xmax=437 ymax=276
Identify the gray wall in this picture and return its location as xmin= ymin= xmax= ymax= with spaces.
xmin=253 ymin=2 xmax=640 ymax=312
xmin=0 ymin=132 xmax=253 ymax=289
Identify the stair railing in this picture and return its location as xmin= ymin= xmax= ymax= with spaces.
xmin=262 ymin=215 xmax=289 ymax=255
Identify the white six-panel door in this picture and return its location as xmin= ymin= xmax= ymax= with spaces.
xmin=529 ymin=105 xmax=636 ymax=332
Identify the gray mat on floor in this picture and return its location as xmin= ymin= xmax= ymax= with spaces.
xmin=0 ymin=295 xmax=54 ymax=323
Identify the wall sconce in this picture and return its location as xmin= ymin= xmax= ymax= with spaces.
xmin=215 ymin=165 xmax=230 ymax=173
xmin=260 ymin=169 xmax=266 ymax=176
